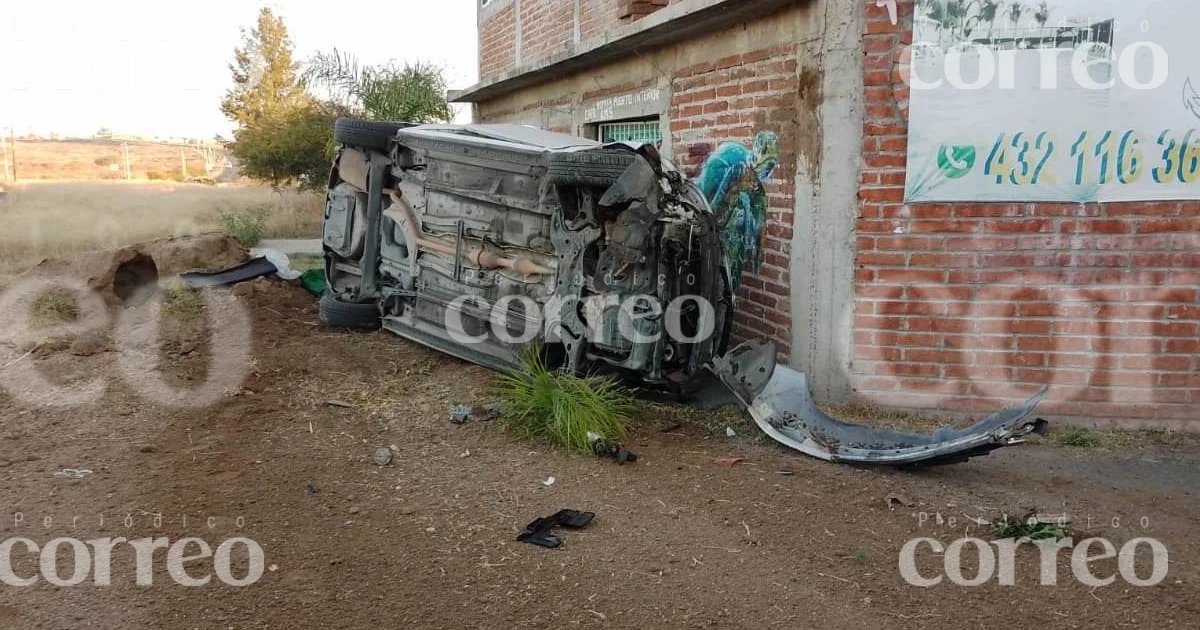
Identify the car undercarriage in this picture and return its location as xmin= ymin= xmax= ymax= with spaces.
xmin=320 ymin=118 xmax=1048 ymax=466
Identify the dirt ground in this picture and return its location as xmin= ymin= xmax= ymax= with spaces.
xmin=0 ymin=279 xmax=1196 ymax=629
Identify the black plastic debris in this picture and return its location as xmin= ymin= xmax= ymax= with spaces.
xmin=517 ymin=509 xmax=595 ymax=548
xmin=181 ymin=256 xmax=279 ymax=288
xmin=591 ymin=436 xmax=638 ymax=465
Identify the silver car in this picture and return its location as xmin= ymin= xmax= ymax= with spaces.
xmin=320 ymin=119 xmax=732 ymax=391
xmin=320 ymin=118 xmax=1049 ymax=466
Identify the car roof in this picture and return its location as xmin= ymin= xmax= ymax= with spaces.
xmin=398 ymin=124 xmax=601 ymax=151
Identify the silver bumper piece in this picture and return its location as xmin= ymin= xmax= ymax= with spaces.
xmin=711 ymin=340 xmax=1049 ymax=466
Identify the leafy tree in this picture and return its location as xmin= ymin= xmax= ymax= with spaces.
xmin=230 ymin=102 xmax=339 ymax=189
xmin=305 ymin=49 xmax=453 ymax=123
xmin=223 ymin=8 xmax=333 ymax=189
xmin=221 ymin=7 xmax=308 ymax=128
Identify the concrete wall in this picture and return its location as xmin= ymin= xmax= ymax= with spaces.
xmin=475 ymin=0 xmax=863 ymax=397
xmin=857 ymin=1 xmax=1200 ymax=427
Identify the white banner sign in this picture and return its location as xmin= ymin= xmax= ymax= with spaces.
xmin=905 ymin=0 xmax=1198 ymax=202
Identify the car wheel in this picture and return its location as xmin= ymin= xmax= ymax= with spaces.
xmin=319 ymin=292 xmax=381 ymax=329
xmin=333 ymin=118 xmax=409 ymax=152
xmin=547 ymin=149 xmax=638 ymax=187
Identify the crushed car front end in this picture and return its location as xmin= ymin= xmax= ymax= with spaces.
xmin=322 ymin=121 xmax=732 ymax=390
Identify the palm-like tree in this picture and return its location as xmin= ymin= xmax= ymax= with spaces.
xmin=305 ymin=49 xmax=453 ymax=124
xmin=1007 ymin=1 xmax=1024 ymax=30
xmin=977 ymin=0 xmax=1000 ymax=39
xmin=1034 ymin=1 xmax=1050 ymax=29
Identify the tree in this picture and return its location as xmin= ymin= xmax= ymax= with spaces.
xmin=230 ymin=102 xmax=338 ymax=189
xmin=1033 ymin=1 xmax=1050 ymax=29
xmin=305 ymin=49 xmax=453 ymax=123
xmin=221 ymin=7 xmax=308 ymax=128
xmin=977 ymin=0 xmax=1000 ymax=40
xmin=223 ymin=8 xmax=333 ymax=189
xmin=1007 ymin=1 xmax=1024 ymax=29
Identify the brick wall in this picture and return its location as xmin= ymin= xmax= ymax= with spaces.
xmin=579 ymin=0 xmax=623 ymax=42
xmin=480 ymin=2 xmax=516 ymax=80
xmin=670 ymin=45 xmax=800 ymax=360
xmin=519 ymin=0 xmax=574 ymax=62
xmin=856 ymin=1 xmax=1199 ymax=425
xmin=480 ymin=0 xmax=676 ymax=83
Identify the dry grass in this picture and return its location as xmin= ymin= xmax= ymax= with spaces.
xmin=30 ymin=289 xmax=80 ymax=325
xmin=0 ymin=181 xmax=324 ymax=274
xmin=7 ymin=139 xmax=218 ymax=181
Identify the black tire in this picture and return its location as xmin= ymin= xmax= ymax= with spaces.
xmin=319 ymin=292 xmax=381 ymax=329
xmin=548 ymin=149 xmax=638 ymax=187
xmin=333 ymin=118 xmax=409 ymax=152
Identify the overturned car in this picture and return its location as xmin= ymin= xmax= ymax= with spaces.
xmin=319 ymin=118 xmax=1047 ymax=465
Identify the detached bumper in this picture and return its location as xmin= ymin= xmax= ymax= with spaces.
xmin=711 ymin=340 xmax=1049 ymax=466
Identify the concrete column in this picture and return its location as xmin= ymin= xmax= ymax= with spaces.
xmin=789 ymin=0 xmax=863 ymax=401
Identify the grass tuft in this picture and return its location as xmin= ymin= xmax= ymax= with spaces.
xmin=493 ymin=348 xmax=635 ymax=453
xmin=1059 ymin=426 xmax=1102 ymax=448
xmin=991 ymin=513 xmax=1070 ymax=542
xmin=31 ymin=289 xmax=79 ymax=324
xmin=161 ymin=287 xmax=204 ymax=322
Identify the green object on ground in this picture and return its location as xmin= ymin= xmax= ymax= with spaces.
xmin=301 ymin=269 xmax=327 ymax=296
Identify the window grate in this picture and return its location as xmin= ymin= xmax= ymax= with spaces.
xmin=598 ymin=120 xmax=662 ymax=145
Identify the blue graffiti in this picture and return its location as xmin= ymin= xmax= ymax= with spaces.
xmin=696 ymin=131 xmax=779 ymax=290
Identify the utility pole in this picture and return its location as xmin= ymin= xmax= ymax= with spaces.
xmin=9 ymin=128 xmax=17 ymax=181
xmin=0 ymin=132 xmax=9 ymax=181
xmin=180 ymin=148 xmax=188 ymax=180
xmin=122 ymin=142 xmax=132 ymax=180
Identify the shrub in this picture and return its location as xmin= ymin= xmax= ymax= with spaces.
xmin=494 ymin=349 xmax=634 ymax=453
xmin=220 ymin=207 xmax=269 ymax=246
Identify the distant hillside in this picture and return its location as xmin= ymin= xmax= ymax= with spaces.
xmin=1 ymin=139 xmax=228 ymax=181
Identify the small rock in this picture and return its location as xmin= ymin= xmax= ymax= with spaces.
xmin=348 ymin=506 xmax=360 ymax=515
xmin=232 ymin=283 xmax=255 ymax=298
xmin=179 ymin=341 xmax=198 ymax=355
xmin=138 ymin=445 xmax=158 ymax=454
xmin=327 ymin=400 xmax=355 ymax=409
xmin=886 ymin=493 xmax=916 ymax=509
xmin=374 ymin=447 xmax=394 ymax=466
xmin=725 ymin=426 xmax=737 ymax=438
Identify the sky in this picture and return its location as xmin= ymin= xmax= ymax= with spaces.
xmin=0 ymin=1 xmax=479 ymax=139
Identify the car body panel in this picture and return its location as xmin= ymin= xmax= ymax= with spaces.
xmin=711 ymin=339 xmax=1049 ymax=465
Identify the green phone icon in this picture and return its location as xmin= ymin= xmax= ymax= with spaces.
xmin=937 ymin=145 xmax=976 ymax=179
